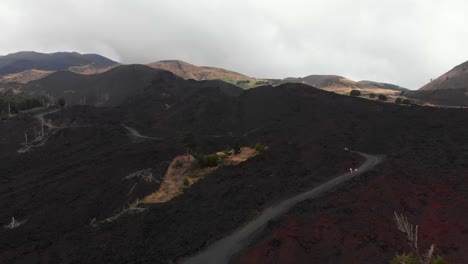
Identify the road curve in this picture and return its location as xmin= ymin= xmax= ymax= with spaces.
xmin=34 ymin=109 xmax=61 ymax=129
xmin=183 ymin=152 xmax=383 ymax=264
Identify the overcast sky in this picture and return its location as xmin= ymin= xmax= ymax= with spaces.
xmin=1 ymin=0 xmax=467 ymax=89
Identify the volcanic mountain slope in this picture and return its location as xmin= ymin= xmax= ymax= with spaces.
xmin=0 ymin=69 xmax=54 ymax=84
xmin=402 ymin=60 xmax=468 ymax=107
xmin=147 ymin=60 xmax=266 ymax=88
xmin=1 ymin=80 xmax=468 ymax=263
xmin=271 ymin=75 xmax=408 ymax=101
xmin=0 ymin=51 xmax=119 ymax=83
xmin=420 ymin=60 xmax=468 ymax=91
xmin=357 ymin=80 xmax=409 ymax=92
xmin=24 ymin=64 xmax=243 ymax=106
xmin=405 ymin=88 xmax=468 ymax=107
xmin=272 ymin=75 xmax=407 ymax=90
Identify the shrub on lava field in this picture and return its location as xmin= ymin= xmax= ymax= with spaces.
xmin=395 ymin=98 xmax=402 ymax=104
xmin=255 ymin=143 xmax=265 ymax=153
xmin=223 ymin=149 xmax=231 ymax=156
xmin=402 ymin=99 xmax=411 ymax=105
xmin=378 ymin=94 xmax=387 ymax=101
xmin=195 ymin=154 xmax=219 ymax=168
xmin=172 ymin=159 xmax=183 ymax=168
xmin=350 ymin=90 xmax=361 ymax=96
xmin=183 ymin=178 xmax=190 ymax=187
xmin=218 ymin=153 xmax=227 ymax=164
xmin=390 ymin=253 xmax=417 ymax=264
xmin=369 ymin=93 xmax=376 ymax=98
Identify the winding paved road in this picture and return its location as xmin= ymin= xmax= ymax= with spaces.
xmin=183 ymin=152 xmax=383 ymax=264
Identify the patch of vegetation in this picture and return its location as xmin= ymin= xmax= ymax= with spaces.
xmin=194 ymin=154 xmax=219 ymax=168
xmin=390 ymin=253 xmax=418 ymax=264
xmin=395 ymin=98 xmax=402 ymax=104
xmin=236 ymin=80 xmax=250 ymax=85
xmin=223 ymin=149 xmax=231 ymax=156
xmin=255 ymin=81 xmax=270 ymax=85
xmin=183 ymin=178 xmax=190 ymax=187
xmin=218 ymin=153 xmax=227 ymax=164
xmin=350 ymin=89 xmax=361 ymax=96
xmin=401 ymin=99 xmax=411 ymax=105
xmin=254 ymin=143 xmax=266 ymax=153
xmin=378 ymin=94 xmax=387 ymax=101
xmin=180 ymin=185 xmax=188 ymax=192
xmin=0 ymin=90 xmax=48 ymax=116
xmin=129 ymin=199 xmax=141 ymax=209
xmin=369 ymin=93 xmax=376 ymax=99
xmin=188 ymin=171 xmax=200 ymax=178
xmin=172 ymin=159 xmax=183 ymax=169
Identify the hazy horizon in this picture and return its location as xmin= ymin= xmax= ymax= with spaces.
xmin=1 ymin=0 xmax=468 ymax=89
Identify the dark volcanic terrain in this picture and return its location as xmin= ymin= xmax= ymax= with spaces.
xmin=1 ymin=67 xmax=468 ymax=264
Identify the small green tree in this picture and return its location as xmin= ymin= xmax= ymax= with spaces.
xmin=350 ymin=90 xmax=361 ymax=96
xmin=196 ymin=154 xmax=219 ymax=168
xmin=255 ymin=143 xmax=265 ymax=153
xmin=183 ymin=178 xmax=190 ymax=187
xmin=378 ymin=94 xmax=387 ymax=101
xmin=172 ymin=159 xmax=183 ymax=168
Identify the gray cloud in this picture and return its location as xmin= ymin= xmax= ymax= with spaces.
xmin=1 ymin=0 xmax=468 ymax=89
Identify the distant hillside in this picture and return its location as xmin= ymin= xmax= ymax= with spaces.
xmin=271 ymin=75 xmax=408 ymax=103
xmin=0 ymin=69 xmax=54 ymax=84
xmin=25 ymin=64 xmax=243 ymax=106
xmin=147 ymin=60 xmax=267 ymax=88
xmin=0 ymin=51 xmax=119 ymax=77
xmin=274 ymin=75 xmax=358 ymax=88
xmin=357 ymin=80 xmax=409 ymax=92
xmin=272 ymin=75 xmax=407 ymax=91
xmin=420 ymin=60 xmax=468 ymax=91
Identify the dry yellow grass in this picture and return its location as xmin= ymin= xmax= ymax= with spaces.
xmin=320 ymin=85 xmax=412 ymax=103
xmin=142 ymin=147 xmax=258 ymax=204
xmin=0 ymin=69 xmax=54 ymax=83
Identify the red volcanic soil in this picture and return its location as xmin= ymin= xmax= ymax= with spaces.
xmin=238 ymin=161 xmax=468 ymax=264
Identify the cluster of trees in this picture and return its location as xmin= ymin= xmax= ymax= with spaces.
xmin=236 ymin=80 xmax=251 ymax=85
xmin=0 ymin=90 xmax=49 ymax=118
xmin=350 ymin=90 xmax=361 ymax=96
xmin=255 ymin=81 xmax=270 ymax=85
xmin=368 ymin=93 xmax=387 ymax=101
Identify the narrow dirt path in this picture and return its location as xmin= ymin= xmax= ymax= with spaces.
xmin=183 ymin=152 xmax=383 ymax=264
xmin=34 ymin=109 xmax=61 ymax=129
xmin=121 ymin=125 xmax=164 ymax=140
